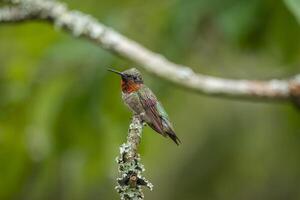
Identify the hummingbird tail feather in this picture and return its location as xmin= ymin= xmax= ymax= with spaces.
xmin=166 ymin=130 xmax=181 ymax=145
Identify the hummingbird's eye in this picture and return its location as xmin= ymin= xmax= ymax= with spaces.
xmin=124 ymin=75 xmax=131 ymax=79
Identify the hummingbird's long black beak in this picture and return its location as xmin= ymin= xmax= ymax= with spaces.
xmin=107 ymin=68 xmax=123 ymax=76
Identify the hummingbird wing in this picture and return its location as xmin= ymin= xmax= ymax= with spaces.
xmin=137 ymin=86 xmax=165 ymax=136
xmin=137 ymin=86 xmax=181 ymax=145
xmin=156 ymin=101 xmax=181 ymax=145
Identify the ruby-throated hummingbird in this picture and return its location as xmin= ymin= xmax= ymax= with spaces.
xmin=108 ymin=68 xmax=181 ymax=145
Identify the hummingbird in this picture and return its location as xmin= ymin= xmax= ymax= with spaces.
xmin=108 ymin=68 xmax=181 ymax=145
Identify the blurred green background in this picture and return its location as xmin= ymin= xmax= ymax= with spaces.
xmin=1 ymin=0 xmax=300 ymax=199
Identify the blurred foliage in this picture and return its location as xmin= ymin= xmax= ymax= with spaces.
xmin=285 ymin=0 xmax=300 ymax=24
xmin=0 ymin=0 xmax=300 ymax=200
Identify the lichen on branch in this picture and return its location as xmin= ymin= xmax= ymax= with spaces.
xmin=115 ymin=115 xmax=153 ymax=200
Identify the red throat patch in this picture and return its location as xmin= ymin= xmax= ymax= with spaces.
xmin=121 ymin=80 xmax=141 ymax=93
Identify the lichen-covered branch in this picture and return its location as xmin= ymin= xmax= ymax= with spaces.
xmin=0 ymin=6 xmax=35 ymax=22
xmin=116 ymin=116 xmax=153 ymax=200
xmin=1 ymin=0 xmax=300 ymax=104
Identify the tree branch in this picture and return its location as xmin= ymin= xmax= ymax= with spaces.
xmin=0 ymin=6 xmax=36 ymax=22
xmin=1 ymin=0 xmax=300 ymax=103
xmin=116 ymin=116 xmax=153 ymax=200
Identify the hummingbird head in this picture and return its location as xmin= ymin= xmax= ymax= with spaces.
xmin=108 ymin=68 xmax=143 ymax=93
xmin=121 ymin=68 xmax=143 ymax=84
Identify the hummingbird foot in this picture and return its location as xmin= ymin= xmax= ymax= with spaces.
xmin=133 ymin=113 xmax=147 ymax=126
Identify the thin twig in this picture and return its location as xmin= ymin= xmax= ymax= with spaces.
xmin=116 ymin=115 xmax=153 ymax=200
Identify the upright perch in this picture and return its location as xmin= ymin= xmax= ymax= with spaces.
xmin=116 ymin=115 xmax=153 ymax=200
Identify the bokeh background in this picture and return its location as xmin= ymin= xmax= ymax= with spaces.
xmin=1 ymin=0 xmax=300 ymax=199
